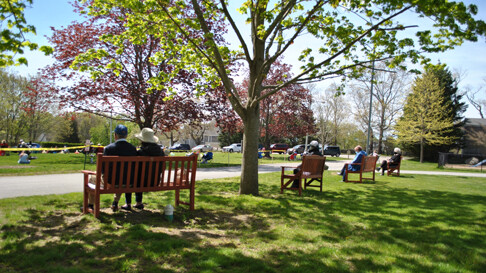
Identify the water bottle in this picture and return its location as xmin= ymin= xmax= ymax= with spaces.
xmin=164 ymin=204 xmax=174 ymax=222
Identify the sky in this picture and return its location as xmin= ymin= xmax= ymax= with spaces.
xmin=8 ymin=0 xmax=486 ymax=119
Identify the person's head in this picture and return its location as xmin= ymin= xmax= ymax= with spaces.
xmin=134 ymin=128 xmax=159 ymax=144
xmin=113 ymin=124 xmax=128 ymax=140
xmin=354 ymin=145 xmax=363 ymax=152
xmin=309 ymin=140 xmax=319 ymax=150
xmin=394 ymin=147 xmax=401 ymax=154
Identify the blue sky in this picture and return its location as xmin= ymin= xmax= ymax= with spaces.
xmin=8 ymin=0 xmax=486 ymax=118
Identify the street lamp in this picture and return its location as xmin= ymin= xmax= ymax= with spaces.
xmin=365 ymin=53 xmax=376 ymax=155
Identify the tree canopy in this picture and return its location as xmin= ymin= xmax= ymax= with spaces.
xmin=83 ymin=0 xmax=486 ymax=195
xmin=43 ymin=1 xmax=227 ymax=131
xmin=0 ymin=0 xmax=52 ymax=66
xmin=394 ymin=71 xmax=455 ymax=163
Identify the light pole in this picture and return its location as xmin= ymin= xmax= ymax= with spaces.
xmin=365 ymin=56 xmax=375 ymax=155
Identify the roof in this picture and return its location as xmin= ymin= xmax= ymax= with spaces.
xmin=464 ymin=118 xmax=486 ymax=127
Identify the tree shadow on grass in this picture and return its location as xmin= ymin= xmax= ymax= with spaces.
xmin=1 ymin=178 xmax=486 ymax=272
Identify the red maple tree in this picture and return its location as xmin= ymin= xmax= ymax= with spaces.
xmin=218 ymin=61 xmax=316 ymax=148
xmin=40 ymin=1 xmax=226 ymax=131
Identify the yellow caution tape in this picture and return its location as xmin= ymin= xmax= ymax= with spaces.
xmin=0 ymin=145 xmax=105 ymax=152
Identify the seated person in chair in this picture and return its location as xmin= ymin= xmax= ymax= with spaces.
xmin=200 ymin=151 xmax=213 ymax=164
xmin=337 ymin=145 xmax=367 ymax=181
xmin=377 ymin=147 xmax=401 ymax=175
xmin=291 ymin=140 xmax=322 ymax=188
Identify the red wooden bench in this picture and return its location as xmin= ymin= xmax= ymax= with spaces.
xmin=82 ymin=154 xmax=197 ymax=218
xmin=387 ymin=156 xmax=402 ymax=176
xmin=344 ymin=155 xmax=378 ymax=183
xmin=280 ymin=155 xmax=327 ymax=196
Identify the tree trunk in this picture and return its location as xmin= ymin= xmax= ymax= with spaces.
xmin=239 ymin=105 xmax=260 ymax=195
xmin=420 ymin=138 xmax=424 ymax=163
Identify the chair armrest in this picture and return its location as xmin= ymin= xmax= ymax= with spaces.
xmin=281 ymin=166 xmax=295 ymax=171
xmin=82 ymin=170 xmax=96 ymax=186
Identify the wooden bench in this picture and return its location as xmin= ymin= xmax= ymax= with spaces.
xmin=280 ymin=155 xmax=327 ymax=196
xmin=387 ymin=156 xmax=402 ymax=176
xmin=82 ymin=154 xmax=197 ymax=218
xmin=344 ymin=155 xmax=378 ymax=183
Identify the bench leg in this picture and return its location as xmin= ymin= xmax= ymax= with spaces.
xmin=94 ymin=193 xmax=100 ymax=218
xmin=190 ymin=188 xmax=195 ymax=210
xmin=83 ymin=188 xmax=89 ymax=214
xmin=175 ymin=189 xmax=180 ymax=207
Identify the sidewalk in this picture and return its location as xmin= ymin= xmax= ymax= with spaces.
xmin=0 ymin=161 xmax=485 ymax=199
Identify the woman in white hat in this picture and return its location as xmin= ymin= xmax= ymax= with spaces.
xmin=121 ymin=128 xmax=164 ymax=211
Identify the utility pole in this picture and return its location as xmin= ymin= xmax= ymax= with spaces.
xmin=366 ymin=57 xmax=376 ymax=154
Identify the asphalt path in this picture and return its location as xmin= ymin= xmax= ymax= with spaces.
xmin=1 ymin=160 xmax=485 ymax=199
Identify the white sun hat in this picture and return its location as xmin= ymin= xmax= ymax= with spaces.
xmin=135 ymin=128 xmax=159 ymax=143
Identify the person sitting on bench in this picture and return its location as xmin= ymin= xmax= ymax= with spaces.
xmin=291 ymin=140 xmax=322 ymax=188
xmin=337 ymin=145 xmax=367 ymax=181
xmin=377 ymin=147 xmax=402 ymax=175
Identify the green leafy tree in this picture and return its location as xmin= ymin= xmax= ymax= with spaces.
xmin=89 ymin=122 xmax=110 ymax=146
xmin=395 ymin=72 xmax=455 ymax=163
xmin=0 ymin=69 xmax=29 ymax=143
xmin=417 ymin=64 xmax=467 ymax=161
xmin=218 ymin=131 xmax=243 ymax=148
xmin=84 ymin=0 xmax=486 ymax=195
xmin=0 ymin=0 xmax=52 ymax=66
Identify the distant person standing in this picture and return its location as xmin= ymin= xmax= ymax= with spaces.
xmin=18 ymin=140 xmax=29 ymax=155
xmin=0 ymin=140 xmax=8 ymax=156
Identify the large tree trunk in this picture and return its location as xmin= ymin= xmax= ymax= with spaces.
xmin=239 ymin=104 xmax=260 ymax=195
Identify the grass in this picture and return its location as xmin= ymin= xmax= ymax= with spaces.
xmin=0 ymin=152 xmax=345 ymax=176
xmin=1 ymin=171 xmax=485 ymax=272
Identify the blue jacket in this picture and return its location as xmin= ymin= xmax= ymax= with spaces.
xmin=348 ymin=150 xmax=367 ymax=171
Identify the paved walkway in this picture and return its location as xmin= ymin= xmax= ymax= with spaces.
xmin=0 ymin=161 xmax=485 ymax=199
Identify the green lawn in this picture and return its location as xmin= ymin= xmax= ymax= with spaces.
xmin=1 ymin=152 xmax=482 ymax=176
xmin=1 ymin=172 xmax=485 ymax=272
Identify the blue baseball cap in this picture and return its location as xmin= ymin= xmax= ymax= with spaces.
xmin=113 ymin=124 xmax=128 ymax=136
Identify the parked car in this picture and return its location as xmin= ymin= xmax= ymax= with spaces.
xmin=270 ymin=143 xmax=289 ymax=154
xmin=222 ymin=143 xmax=242 ymax=153
xmin=323 ymin=145 xmax=341 ymax=157
xmin=192 ymin=144 xmax=213 ymax=153
xmin=287 ymin=144 xmax=306 ymax=155
xmin=168 ymin=143 xmax=191 ymax=151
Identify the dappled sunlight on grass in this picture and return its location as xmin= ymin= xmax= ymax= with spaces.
xmin=0 ymin=172 xmax=485 ymax=272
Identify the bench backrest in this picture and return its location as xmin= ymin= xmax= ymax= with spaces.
xmin=94 ymin=154 xmax=197 ymax=193
xmin=362 ymin=156 xmax=378 ymax=172
xmin=301 ymin=155 xmax=326 ymax=178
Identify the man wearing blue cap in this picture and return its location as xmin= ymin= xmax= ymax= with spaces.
xmin=87 ymin=124 xmax=137 ymax=212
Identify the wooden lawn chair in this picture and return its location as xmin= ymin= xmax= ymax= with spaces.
xmin=387 ymin=156 xmax=402 ymax=176
xmin=280 ymin=155 xmax=327 ymax=196
xmin=344 ymin=155 xmax=378 ymax=183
